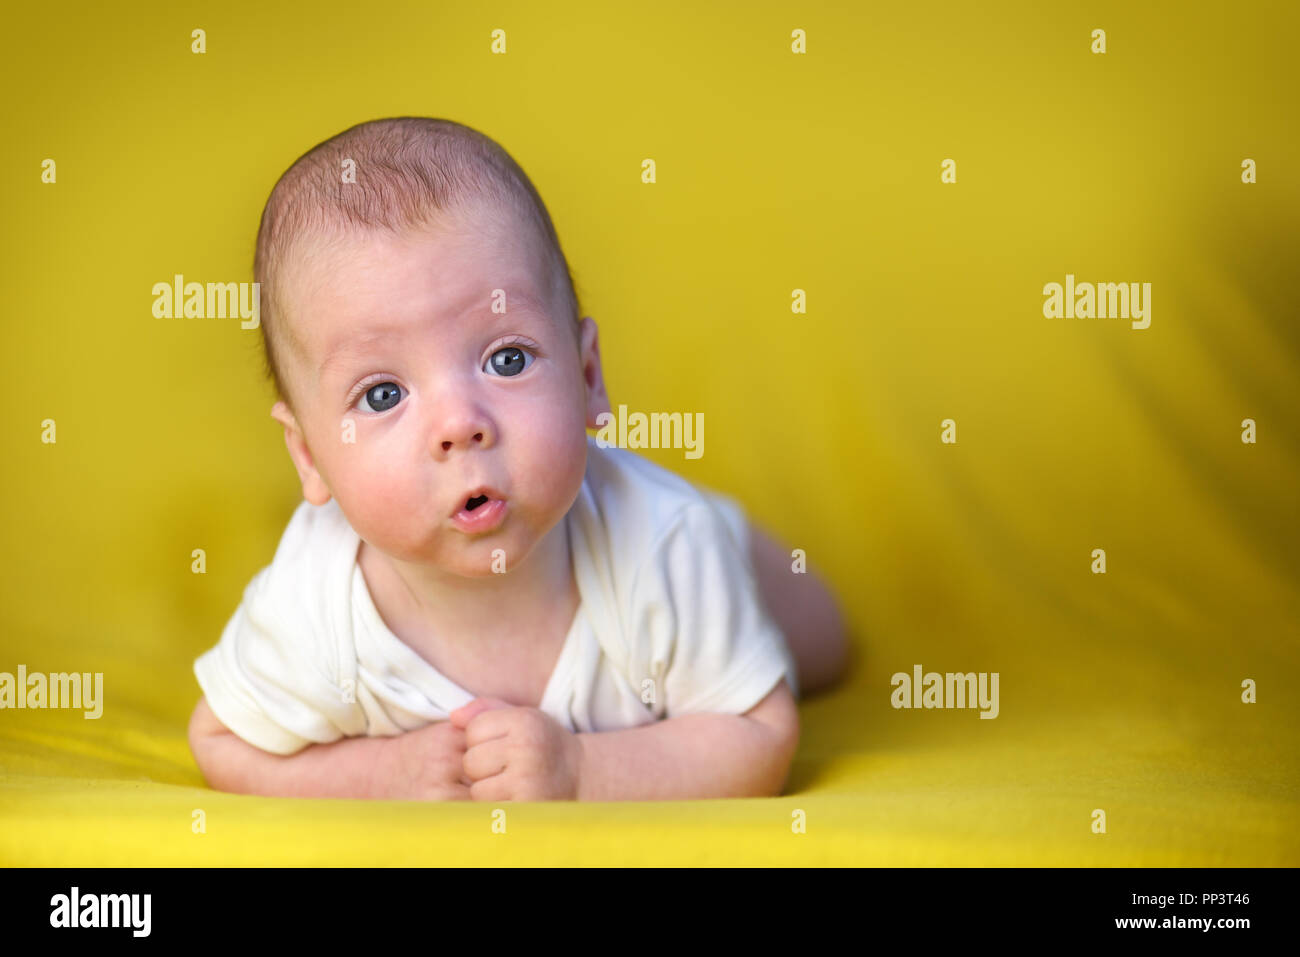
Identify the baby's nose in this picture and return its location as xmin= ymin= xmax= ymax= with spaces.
xmin=440 ymin=431 xmax=484 ymax=452
xmin=431 ymin=408 xmax=494 ymax=456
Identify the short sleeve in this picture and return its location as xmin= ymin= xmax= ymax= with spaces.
xmin=629 ymin=503 xmax=797 ymax=718
xmin=193 ymin=567 xmax=367 ymax=756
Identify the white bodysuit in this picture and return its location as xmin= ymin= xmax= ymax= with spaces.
xmin=193 ymin=435 xmax=799 ymax=755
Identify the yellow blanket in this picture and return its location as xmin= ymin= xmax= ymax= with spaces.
xmin=1 ymin=0 xmax=1297 ymax=865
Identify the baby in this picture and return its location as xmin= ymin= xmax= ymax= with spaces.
xmin=188 ymin=117 xmax=848 ymax=802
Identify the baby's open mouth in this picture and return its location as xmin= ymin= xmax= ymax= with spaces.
xmin=450 ymin=488 xmax=508 ymax=533
xmin=451 ymin=486 xmax=506 ymax=524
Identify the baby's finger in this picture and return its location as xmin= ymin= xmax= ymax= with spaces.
xmin=467 ymin=773 xmax=511 ymax=803
xmin=459 ymin=708 xmax=517 ymax=748
xmin=448 ymin=696 xmax=512 ymax=729
xmin=462 ymin=737 xmax=509 ymax=783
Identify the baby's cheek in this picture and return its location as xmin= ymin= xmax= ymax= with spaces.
xmin=339 ymin=467 xmax=426 ymax=545
xmin=533 ymin=427 xmax=588 ymax=510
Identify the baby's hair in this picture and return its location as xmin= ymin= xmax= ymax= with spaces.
xmin=253 ymin=116 xmax=583 ymax=411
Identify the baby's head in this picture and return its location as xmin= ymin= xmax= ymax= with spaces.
xmin=254 ymin=117 xmax=610 ymax=577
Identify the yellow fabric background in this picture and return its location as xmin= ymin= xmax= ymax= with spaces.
xmin=1 ymin=0 xmax=1296 ymax=865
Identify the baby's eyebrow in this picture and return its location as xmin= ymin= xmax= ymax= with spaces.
xmin=500 ymin=286 xmax=552 ymax=317
xmin=319 ymin=329 xmax=400 ymax=375
xmin=318 ymin=295 xmax=551 ymax=375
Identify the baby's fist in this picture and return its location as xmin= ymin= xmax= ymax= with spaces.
xmin=379 ymin=720 xmax=472 ymax=801
xmin=450 ymin=698 xmax=583 ymax=802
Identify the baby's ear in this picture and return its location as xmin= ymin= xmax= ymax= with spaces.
xmin=578 ymin=317 xmax=613 ymax=429
xmin=270 ymin=401 xmax=332 ymax=506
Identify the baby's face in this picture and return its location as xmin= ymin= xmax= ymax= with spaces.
xmin=271 ymin=206 xmax=605 ymax=577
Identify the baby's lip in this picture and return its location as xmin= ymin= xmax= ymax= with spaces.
xmin=450 ymin=486 xmax=507 ymax=517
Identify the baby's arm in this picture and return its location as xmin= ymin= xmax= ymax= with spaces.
xmin=573 ymin=679 xmax=799 ymax=801
xmin=187 ymin=695 xmax=471 ymax=800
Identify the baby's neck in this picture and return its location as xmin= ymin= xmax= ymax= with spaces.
xmin=357 ymin=518 xmax=577 ymax=656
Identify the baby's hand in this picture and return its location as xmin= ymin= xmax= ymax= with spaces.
xmin=381 ymin=720 xmax=473 ymax=801
xmin=449 ymin=698 xmax=584 ymax=801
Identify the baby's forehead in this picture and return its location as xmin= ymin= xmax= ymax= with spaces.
xmin=290 ymin=210 xmax=543 ymax=294
xmin=279 ymin=223 xmax=556 ymax=354
xmin=293 ymin=200 xmax=544 ymax=287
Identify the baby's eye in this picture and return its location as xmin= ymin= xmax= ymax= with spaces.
xmin=355 ymin=382 xmax=404 ymax=413
xmin=484 ymin=346 xmax=533 ymax=377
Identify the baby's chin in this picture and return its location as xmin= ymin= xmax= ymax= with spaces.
xmin=375 ymin=528 xmax=544 ymax=578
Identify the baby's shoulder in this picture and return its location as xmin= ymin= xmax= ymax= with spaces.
xmin=575 ymin=441 xmax=752 ymax=621
xmin=579 ymin=438 xmax=730 ymax=557
xmin=238 ymin=498 xmax=359 ymax=641
xmin=256 ymin=498 xmax=353 ymax=579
